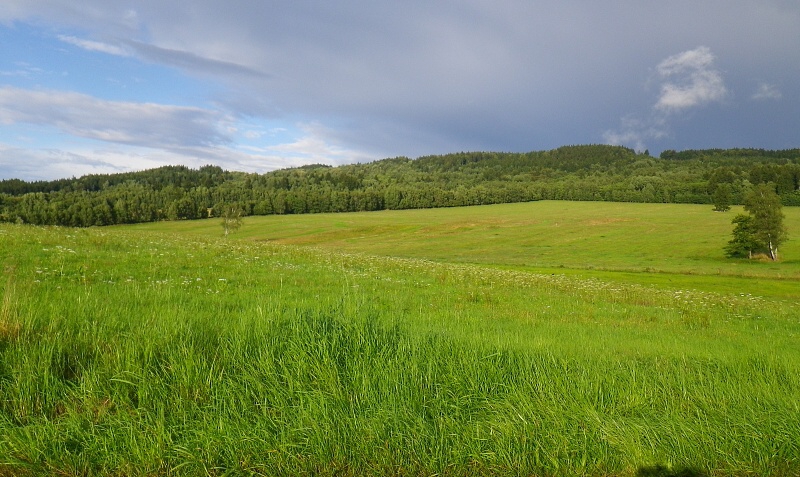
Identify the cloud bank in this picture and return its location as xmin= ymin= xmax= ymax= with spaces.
xmin=0 ymin=86 xmax=229 ymax=149
xmin=0 ymin=1 xmax=799 ymax=179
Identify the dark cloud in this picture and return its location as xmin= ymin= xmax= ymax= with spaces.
xmin=1 ymin=0 xmax=799 ymax=176
xmin=126 ymin=40 xmax=270 ymax=80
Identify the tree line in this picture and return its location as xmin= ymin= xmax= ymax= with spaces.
xmin=1 ymin=145 xmax=799 ymax=227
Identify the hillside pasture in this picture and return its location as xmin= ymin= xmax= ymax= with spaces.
xmin=1 ymin=201 xmax=799 ymax=475
xmin=129 ymin=200 xmax=800 ymax=299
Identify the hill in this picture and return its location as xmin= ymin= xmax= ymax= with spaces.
xmin=2 ymin=145 xmax=799 ymax=227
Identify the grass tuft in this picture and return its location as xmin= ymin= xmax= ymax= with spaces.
xmin=0 ymin=268 xmax=21 ymax=345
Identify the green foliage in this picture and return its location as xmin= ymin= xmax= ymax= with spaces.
xmin=711 ymin=183 xmax=732 ymax=212
xmin=742 ymin=183 xmax=788 ymax=260
xmin=219 ymin=204 xmax=243 ymax=236
xmin=725 ymin=214 xmax=759 ymax=258
xmin=724 ymin=185 xmax=789 ymax=261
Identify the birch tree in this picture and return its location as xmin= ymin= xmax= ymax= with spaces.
xmin=220 ymin=205 xmax=243 ymax=237
xmin=741 ymin=183 xmax=787 ymax=260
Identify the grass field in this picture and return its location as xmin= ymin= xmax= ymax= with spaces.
xmin=129 ymin=201 xmax=800 ymax=298
xmin=2 ymin=201 xmax=799 ymax=476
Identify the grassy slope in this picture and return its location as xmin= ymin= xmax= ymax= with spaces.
xmin=2 ymin=202 xmax=799 ymax=476
xmin=128 ymin=201 xmax=800 ymax=299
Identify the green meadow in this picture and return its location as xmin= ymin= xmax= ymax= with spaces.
xmin=131 ymin=201 xmax=800 ymax=298
xmin=2 ymin=201 xmax=799 ymax=476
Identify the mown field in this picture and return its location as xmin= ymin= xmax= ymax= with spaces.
xmin=2 ymin=201 xmax=799 ymax=476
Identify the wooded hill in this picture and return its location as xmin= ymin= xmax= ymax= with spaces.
xmin=2 ymin=145 xmax=799 ymax=227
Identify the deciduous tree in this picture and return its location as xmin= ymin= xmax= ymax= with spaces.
xmin=712 ymin=183 xmax=732 ymax=212
xmin=220 ymin=205 xmax=243 ymax=237
xmin=727 ymin=183 xmax=787 ymax=260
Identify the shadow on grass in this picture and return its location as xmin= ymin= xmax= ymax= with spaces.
xmin=637 ymin=465 xmax=707 ymax=477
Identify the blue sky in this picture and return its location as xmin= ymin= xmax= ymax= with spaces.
xmin=1 ymin=1 xmax=799 ymax=181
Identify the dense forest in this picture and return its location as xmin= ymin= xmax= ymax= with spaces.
xmin=1 ymin=145 xmax=799 ymax=227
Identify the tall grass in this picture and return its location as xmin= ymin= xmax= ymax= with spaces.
xmin=1 ymin=223 xmax=799 ymax=476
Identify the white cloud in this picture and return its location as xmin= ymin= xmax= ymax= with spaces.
xmin=752 ymin=83 xmax=782 ymax=100
xmin=0 ymin=144 xmax=127 ymax=181
xmin=603 ymin=116 xmax=668 ymax=153
xmin=605 ymin=46 xmax=734 ymax=151
xmin=0 ymin=62 xmax=44 ymax=78
xmin=0 ymin=83 xmax=379 ymax=180
xmin=655 ymin=46 xmax=727 ymax=112
xmin=235 ymin=122 xmax=374 ymax=168
xmin=58 ymin=35 xmax=131 ymax=57
xmin=0 ymin=139 xmax=371 ymax=181
xmin=0 ymin=141 xmax=255 ymax=181
xmin=0 ymin=86 xmax=229 ymax=149
xmin=0 ymin=120 xmax=374 ymax=180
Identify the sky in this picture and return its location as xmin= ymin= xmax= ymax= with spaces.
xmin=1 ymin=1 xmax=798 ymax=181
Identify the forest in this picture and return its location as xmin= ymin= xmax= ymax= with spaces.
xmin=1 ymin=145 xmax=799 ymax=227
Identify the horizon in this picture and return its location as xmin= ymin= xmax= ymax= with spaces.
xmin=4 ymin=144 xmax=800 ymax=184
